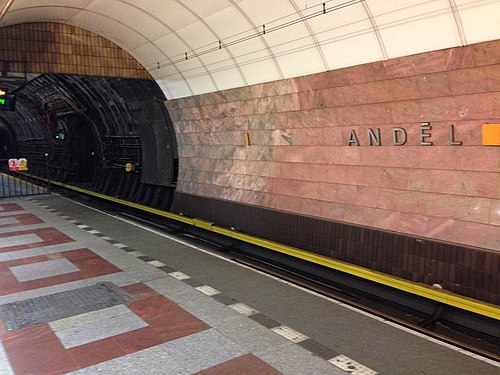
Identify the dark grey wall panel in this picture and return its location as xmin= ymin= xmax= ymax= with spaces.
xmin=172 ymin=191 xmax=499 ymax=305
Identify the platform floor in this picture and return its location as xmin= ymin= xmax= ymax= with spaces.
xmin=0 ymin=194 xmax=497 ymax=375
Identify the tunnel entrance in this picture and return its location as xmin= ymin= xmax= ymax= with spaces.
xmin=69 ymin=117 xmax=98 ymax=183
xmin=0 ymin=126 xmax=14 ymax=161
xmin=2 ymin=74 xmax=178 ymax=210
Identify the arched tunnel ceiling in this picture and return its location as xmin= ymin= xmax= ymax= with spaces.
xmin=1 ymin=0 xmax=499 ymax=99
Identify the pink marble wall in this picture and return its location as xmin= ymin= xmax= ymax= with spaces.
xmin=166 ymin=41 xmax=500 ymax=252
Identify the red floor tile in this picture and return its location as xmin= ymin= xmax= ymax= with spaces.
xmin=0 ymin=203 xmax=24 ymax=212
xmin=0 ymin=213 xmax=44 ymax=229
xmin=63 ymin=248 xmax=122 ymax=277
xmin=112 ymin=326 xmax=164 ymax=354
xmin=127 ymin=294 xmax=178 ymax=319
xmin=194 ymin=353 xmax=284 ymax=375
xmin=146 ymin=307 xmax=210 ymax=342
xmin=68 ymin=335 xmax=126 ymax=370
xmin=127 ymin=291 xmax=210 ymax=343
xmin=2 ymin=324 xmax=79 ymax=375
xmin=0 ymin=248 xmax=122 ymax=295
xmin=0 ymin=227 xmax=74 ymax=253
xmin=122 ymin=283 xmax=158 ymax=299
xmin=0 ymin=268 xmax=23 ymax=293
xmin=0 ymin=282 xmax=212 ymax=373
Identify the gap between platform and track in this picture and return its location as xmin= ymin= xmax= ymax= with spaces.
xmin=45 ymin=180 xmax=500 ymax=322
xmin=54 ymin=191 xmax=499 ymax=368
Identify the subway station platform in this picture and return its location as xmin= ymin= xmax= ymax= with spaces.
xmin=0 ymin=195 xmax=497 ymax=375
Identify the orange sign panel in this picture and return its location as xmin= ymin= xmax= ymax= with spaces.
xmin=482 ymin=124 xmax=500 ymax=146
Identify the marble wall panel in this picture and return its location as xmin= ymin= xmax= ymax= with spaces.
xmin=168 ymin=40 xmax=500 ymax=252
xmin=472 ymin=40 xmax=500 ymax=66
xmin=244 ymin=161 xmax=279 ymax=177
xmin=390 ymin=100 xmax=423 ymax=123
xmin=408 ymin=170 xmax=499 ymax=198
xmin=318 ymin=201 xmax=350 ymax=222
xmin=231 ymin=145 xmax=274 ymax=161
xmin=375 ymin=189 xmax=422 ymax=213
xmin=269 ymin=194 xmax=304 ymax=214
xmin=448 ymin=68 xmax=489 ymax=95
xmin=333 ymin=85 xmax=368 ymax=106
xmin=415 ymin=73 xmax=453 ymax=98
xmin=426 ymin=219 xmax=500 ymax=251
xmin=346 ymin=166 xmax=410 ymax=191
xmin=287 ymin=128 xmax=325 ymax=146
xmin=490 ymin=200 xmax=500 ymax=226
xmin=482 ymin=65 xmax=500 ymax=91
xmin=415 ymin=194 xmax=492 ymax=224
xmin=277 ymin=163 xmax=349 ymax=185
xmin=328 ymin=64 xmax=369 ymax=86
xmin=320 ymin=127 xmax=344 ymax=145
xmin=360 ymin=103 xmax=395 ymax=125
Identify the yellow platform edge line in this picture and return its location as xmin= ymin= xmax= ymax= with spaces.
xmin=52 ymin=181 xmax=500 ymax=321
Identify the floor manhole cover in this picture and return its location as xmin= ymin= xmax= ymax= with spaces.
xmin=0 ymin=282 xmax=133 ymax=331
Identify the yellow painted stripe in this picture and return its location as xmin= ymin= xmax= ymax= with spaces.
xmin=49 ymin=181 xmax=500 ymax=320
xmin=193 ymin=218 xmax=215 ymax=230
xmin=51 ymin=181 xmax=194 ymax=225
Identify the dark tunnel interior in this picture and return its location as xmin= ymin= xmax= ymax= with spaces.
xmin=0 ymin=74 xmax=178 ymax=210
xmin=0 ymin=125 xmax=14 ymax=159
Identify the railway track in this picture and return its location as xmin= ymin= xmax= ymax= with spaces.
xmin=20 ymin=182 xmax=500 ymax=363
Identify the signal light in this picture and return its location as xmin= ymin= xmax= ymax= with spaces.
xmin=0 ymin=88 xmax=16 ymax=111
xmin=53 ymin=131 xmax=65 ymax=141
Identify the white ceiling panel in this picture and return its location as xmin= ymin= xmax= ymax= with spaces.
xmin=140 ymin=0 xmax=196 ymax=35
xmin=176 ymin=57 xmax=213 ymax=81
xmin=72 ymin=16 xmax=146 ymax=52
xmin=238 ymin=0 xmax=296 ymax=26
xmin=155 ymin=33 xmax=191 ymax=60
xmin=226 ymin=37 xmax=275 ymax=70
xmin=211 ymin=66 xmax=246 ymax=90
xmin=204 ymin=5 xmax=254 ymax=41
xmin=156 ymin=77 xmax=192 ymax=98
xmin=275 ymin=48 xmax=325 ymax=77
xmin=132 ymin=43 xmax=167 ymax=68
xmin=237 ymin=54 xmax=282 ymax=85
xmin=0 ymin=0 xmax=498 ymax=99
xmin=2 ymin=7 xmax=79 ymax=26
xmin=456 ymin=0 xmax=500 ymax=44
xmin=185 ymin=74 xmax=219 ymax=96
xmin=154 ymin=64 xmax=186 ymax=84
xmin=368 ymin=0 xmax=461 ymax=58
xmin=261 ymin=22 xmax=315 ymax=54
xmin=86 ymin=0 xmax=167 ymax=42
xmin=175 ymin=20 xmax=217 ymax=53
xmin=322 ymin=30 xmax=382 ymax=70
xmin=178 ymin=0 xmax=234 ymax=20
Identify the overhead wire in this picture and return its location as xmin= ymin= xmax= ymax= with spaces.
xmin=150 ymin=0 xmax=362 ymax=71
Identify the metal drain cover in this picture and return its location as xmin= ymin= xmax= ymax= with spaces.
xmin=0 ymin=282 xmax=133 ymax=331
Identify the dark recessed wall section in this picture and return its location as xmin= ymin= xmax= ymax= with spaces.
xmin=0 ymin=74 xmax=177 ymax=209
xmin=0 ymin=121 xmax=15 ymax=160
xmin=172 ymin=192 xmax=499 ymax=305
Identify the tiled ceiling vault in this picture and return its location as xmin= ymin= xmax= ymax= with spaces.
xmin=1 ymin=0 xmax=499 ymax=99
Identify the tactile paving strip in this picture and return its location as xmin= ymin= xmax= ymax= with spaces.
xmin=328 ymin=354 xmax=378 ymax=374
xmin=0 ymin=282 xmax=133 ymax=331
